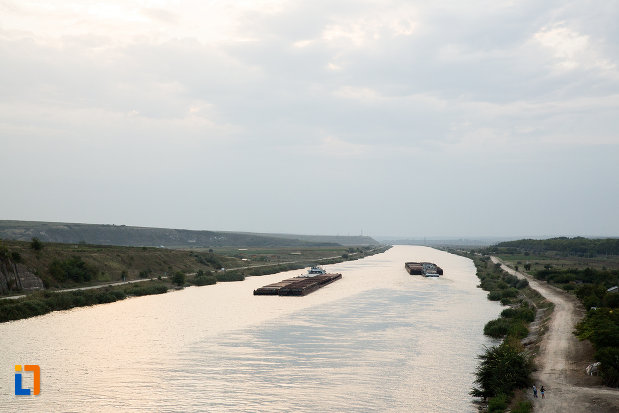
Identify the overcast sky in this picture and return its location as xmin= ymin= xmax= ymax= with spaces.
xmin=1 ymin=0 xmax=618 ymax=238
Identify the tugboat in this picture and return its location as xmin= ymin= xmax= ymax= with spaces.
xmin=405 ymin=262 xmax=443 ymax=277
xmin=301 ymin=266 xmax=327 ymax=277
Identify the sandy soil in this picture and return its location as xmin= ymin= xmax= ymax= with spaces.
xmin=491 ymin=257 xmax=619 ymax=413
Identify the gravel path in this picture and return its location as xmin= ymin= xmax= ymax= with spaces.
xmin=491 ymin=257 xmax=619 ymax=413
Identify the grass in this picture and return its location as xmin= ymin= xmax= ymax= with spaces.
xmin=0 ymin=281 xmax=169 ymax=322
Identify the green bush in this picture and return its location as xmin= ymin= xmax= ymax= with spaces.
xmin=484 ymin=318 xmax=511 ymax=338
xmin=48 ymin=256 xmax=97 ymax=283
xmin=604 ymin=294 xmax=619 ymax=308
xmin=488 ymin=394 xmax=508 ymax=412
xmin=0 ymin=282 xmax=171 ymax=323
xmin=30 ymin=237 xmax=43 ymax=251
xmin=501 ymin=288 xmax=519 ymax=298
xmin=595 ymin=346 xmax=619 ymax=387
xmin=501 ymin=306 xmax=535 ymax=323
xmin=216 ymin=271 xmax=245 ymax=282
xmin=508 ymin=320 xmax=529 ymax=339
xmin=515 ymin=279 xmax=529 ymax=289
xmin=127 ymin=284 xmax=168 ymax=296
xmin=471 ymin=342 xmax=532 ymax=399
xmin=172 ymin=272 xmax=186 ymax=286
xmin=576 ymin=309 xmax=619 ymax=386
xmin=488 ymin=291 xmax=503 ymax=301
xmin=193 ymin=275 xmax=217 ymax=286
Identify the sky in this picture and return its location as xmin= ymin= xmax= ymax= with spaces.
xmin=1 ymin=0 xmax=618 ymax=238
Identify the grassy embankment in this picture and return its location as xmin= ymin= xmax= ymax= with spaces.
xmin=0 ymin=239 xmax=390 ymax=322
xmin=492 ymin=238 xmax=619 ymax=388
xmin=454 ymin=251 xmax=553 ymax=413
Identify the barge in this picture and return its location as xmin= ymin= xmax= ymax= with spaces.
xmin=254 ymin=272 xmax=342 ymax=296
xmin=405 ymin=262 xmax=443 ymax=277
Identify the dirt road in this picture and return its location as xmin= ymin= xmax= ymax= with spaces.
xmin=491 ymin=257 xmax=619 ymax=413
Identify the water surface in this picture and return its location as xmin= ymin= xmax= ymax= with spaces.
xmin=1 ymin=245 xmax=500 ymax=412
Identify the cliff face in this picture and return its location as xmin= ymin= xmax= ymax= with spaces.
xmin=0 ymin=259 xmax=44 ymax=294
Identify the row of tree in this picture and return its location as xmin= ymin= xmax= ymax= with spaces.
xmin=495 ymin=237 xmax=619 ymax=256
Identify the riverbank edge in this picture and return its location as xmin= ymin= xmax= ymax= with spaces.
xmin=451 ymin=250 xmax=553 ymax=413
xmin=0 ymin=245 xmax=392 ymax=323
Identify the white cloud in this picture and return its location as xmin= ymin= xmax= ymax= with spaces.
xmin=1 ymin=0 xmax=618 ymax=236
xmin=534 ymin=23 xmax=616 ymax=72
xmin=320 ymin=5 xmax=417 ymax=48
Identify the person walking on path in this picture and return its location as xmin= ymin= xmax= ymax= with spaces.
xmin=533 ymin=385 xmax=538 ymax=398
xmin=540 ymin=385 xmax=545 ymax=399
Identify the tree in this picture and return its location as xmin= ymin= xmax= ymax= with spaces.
xmin=172 ymin=272 xmax=186 ymax=286
xmin=30 ymin=237 xmax=43 ymax=251
xmin=471 ymin=342 xmax=532 ymax=399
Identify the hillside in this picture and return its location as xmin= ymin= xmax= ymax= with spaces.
xmin=0 ymin=220 xmax=378 ymax=248
xmin=249 ymin=232 xmax=379 ymax=246
xmin=0 ymin=238 xmax=385 ymax=294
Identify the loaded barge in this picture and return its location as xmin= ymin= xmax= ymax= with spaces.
xmin=405 ymin=262 xmax=443 ymax=277
xmin=254 ymin=267 xmax=342 ymax=296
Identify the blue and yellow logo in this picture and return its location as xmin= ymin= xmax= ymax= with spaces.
xmin=14 ymin=365 xmax=40 ymax=396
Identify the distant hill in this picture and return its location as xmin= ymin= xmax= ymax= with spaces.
xmin=0 ymin=220 xmax=379 ymax=248
xmin=249 ymin=232 xmax=380 ymax=246
xmin=376 ymin=237 xmax=511 ymax=247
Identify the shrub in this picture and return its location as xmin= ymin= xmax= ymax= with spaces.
xmin=11 ymin=251 xmax=22 ymax=263
xmin=48 ymin=257 xmax=97 ymax=283
xmin=216 ymin=271 xmax=245 ymax=282
xmin=500 ymin=297 xmax=512 ymax=305
xmin=596 ymin=346 xmax=619 ymax=387
xmin=484 ymin=318 xmax=511 ymax=338
xmin=488 ymin=291 xmax=503 ymax=301
xmin=128 ymin=284 xmax=168 ymax=296
xmin=172 ymin=272 xmax=186 ymax=286
xmin=508 ymin=320 xmax=529 ymax=339
xmin=501 ymin=306 xmax=535 ymax=323
xmin=604 ymin=294 xmax=619 ymax=308
xmin=471 ymin=342 xmax=532 ymax=399
xmin=501 ymin=288 xmax=519 ymax=298
xmin=515 ymin=279 xmax=529 ymax=289
xmin=488 ymin=394 xmax=508 ymax=413
xmin=193 ymin=275 xmax=217 ymax=286
xmin=30 ymin=237 xmax=43 ymax=251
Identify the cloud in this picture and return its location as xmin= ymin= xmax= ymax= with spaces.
xmin=1 ymin=0 xmax=618 ymax=236
xmin=534 ymin=23 xmax=616 ymax=73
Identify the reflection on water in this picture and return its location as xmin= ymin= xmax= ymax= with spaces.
xmin=0 ymin=246 xmax=500 ymax=412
